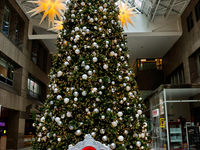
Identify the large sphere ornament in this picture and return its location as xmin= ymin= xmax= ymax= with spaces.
xmin=82 ymin=91 xmax=87 ymax=96
xmin=91 ymin=132 xmax=96 ymax=137
xmin=137 ymin=110 xmax=143 ymax=115
xmin=82 ymin=74 xmax=88 ymax=80
xmin=103 ymin=64 xmax=108 ymax=69
xmin=102 ymin=136 xmax=108 ymax=141
xmin=75 ymin=49 xmax=80 ymax=54
xmin=118 ymin=135 xmax=124 ymax=141
xmin=73 ymin=91 xmax=79 ymax=97
xmin=55 ymin=117 xmax=60 ymax=123
xmin=136 ymin=141 xmax=141 ymax=147
xmin=75 ymin=130 xmax=82 ymax=136
xmin=110 ymin=143 xmax=116 ymax=149
xmin=100 ymin=129 xmax=105 ymax=134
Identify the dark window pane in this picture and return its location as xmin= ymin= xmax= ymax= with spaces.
xmin=187 ymin=13 xmax=194 ymax=32
xmin=2 ymin=6 xmax=10 ymax=35
xmin=27 ymin=77 xmax=41 ymax=99
xmin=195 ymin=1 xmax=200 ymax=21
xmin=6 ymin=79 xmax=13 ymax=86
xmin=0 ymin=76 xmax=6 ymax=83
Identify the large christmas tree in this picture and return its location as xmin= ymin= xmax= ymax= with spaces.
xmin=31 ymin=0 xmax=151 ymax=149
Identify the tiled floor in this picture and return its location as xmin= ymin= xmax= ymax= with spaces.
xmin=19 ymin=147 xmax=31 ymax=150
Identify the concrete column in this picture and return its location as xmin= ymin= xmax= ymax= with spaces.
xmin=7 ymin=110 xmax=25 ymax=149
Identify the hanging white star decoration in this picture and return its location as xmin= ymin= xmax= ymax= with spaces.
xmin=118 ymin=0 xmax=137 ymax=29
xmin=27 ymin=0 xmax=66 ymax=27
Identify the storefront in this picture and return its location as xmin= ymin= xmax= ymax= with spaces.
xmin=144 ymin=84 xmax=200 ymax=150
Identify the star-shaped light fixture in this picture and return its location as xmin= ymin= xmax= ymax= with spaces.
xmin=49 ymin=20 xmax=63 ymax=31
xmin=118 ymin=0 xmax=137 ymax=29
xmin=27 ymin=0 xmax=66 ymax=26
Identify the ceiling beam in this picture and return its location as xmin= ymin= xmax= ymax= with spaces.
xmin=150 ymin=0 xmax=161 ymax=22
xmin=164 ymin=0 xmax=177 ymax=19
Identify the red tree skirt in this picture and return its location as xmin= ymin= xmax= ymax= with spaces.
xmin=82 ymin=146 xmax=96 ymax=150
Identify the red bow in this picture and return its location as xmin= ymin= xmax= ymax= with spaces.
xmin=82 ymin=146 xmax=96 ymax=150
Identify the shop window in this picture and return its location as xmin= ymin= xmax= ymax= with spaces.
xmin=137 ymin=59 xmax=162 ymax=70
xmin=2 ymin=5 xmax=10 ymax=36
xmin=169 ymin=65 xmax=185 ymax=84
xmin=195 ymin=1 xmax=200 ymax=22
xmin=27 ymin=77 xmax=41 ymax=99
xmin=0 ymin=57 xmax=14 ymax=86
xmin=187 ymin=12 xmax=194 ymax=32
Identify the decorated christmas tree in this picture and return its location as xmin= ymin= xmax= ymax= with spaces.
xmin=30 ymin=0 xmax=151 ymax=149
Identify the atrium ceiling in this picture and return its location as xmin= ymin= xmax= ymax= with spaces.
xmin=16 ymin=0 xmax=191 ymax=65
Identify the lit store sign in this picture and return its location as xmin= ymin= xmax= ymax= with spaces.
xmin=0 ymin=122 xmax=5 ymax=127
xmin=152 ymin=109 xmax=159 ymax=117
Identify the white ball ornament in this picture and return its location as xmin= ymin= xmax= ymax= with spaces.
xmin=41 ymin=117 xmax=45 ymax=122
xmin=117 ymin=111 xmax=123 ymax=117
xmin=136 ymin=141 xmax=141 ymax=147
xmin=73 ymin=91 xmax=79 ymax=97
xmin=141 ymin=133 xmax=145 ymax=138
xmin=82 ymin=74 xmax=88 ymax=80
xmin=82 ymin=91 xmax=87 ymax=96
xmin=102 ymin=136 xmax=108 ymax=141
xmin=67 ymin=56 xmax=71 ymax=61
xmin=118 ymin=136 xmax=124 ymax=141
xmin=67 ymin=112 xmax=72 ymax=117
xmin=88 ymin=71 xmax=93 ymax=75
xmin=137 ymin=110 xmax=142 ymax=115
xmin=75 ymin=49 xmax=80 ymax=54
xmin=57 ymin=71 xmax=62 ymax=77
xmin=93 ymin=108 xmax=99 ymax=113
xmin=75 ymin=130 xmax=82 ymax=136
xmin=91 ymin=132 xmax=96 ymax=137
xmin=100 ymin=129 xmax=105 ymax=134
xmin=99 ymin=6 xmax=103 ymax=11
xmin=85 ymin=65 xmax=90 ymax=70
xmin=55 ymin=117 xmax=60 ymax=123
xmin=54 ymin=88 xmax=58 ymax=93
xmin=126 ymin=86 xmax=131 ymax=91
xmin=110 ymin=143 xmax=116 ymax=149
xmin=103 ymin=64 xmax=108 ymax=69
xmin=112 ymin=121 xmax=118 ymax=127
xmin=57 ymin=95 xmax=62 ymax=100
xmin=93 ymin=57 xmax=98 ymax=62
xmin=58 ymin=121 xmax=62 ymax=126
xmin=64 ymin=61 xmax=69 ymax=66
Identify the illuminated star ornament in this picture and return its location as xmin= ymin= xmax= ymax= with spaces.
xmin=27 ymin=0 xmax=66 ymax=26
xmin=118 ymin=0 xmax=137 ymax=29
xmin=49 ymin=20 xmax=63 ymax=31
